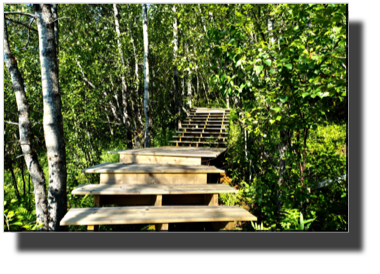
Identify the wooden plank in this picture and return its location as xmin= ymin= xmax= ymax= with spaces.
xmin=120 ymin=155 xmax=201 ymax=166
xmin=87 ymin=225 xmax=99 ymax=231
xmin=172 ymin=136 xmax=227 ymax=140
xmin=72 ymin=184 xmax=237 ymax=195
xmin=204 ymin=194 xmax=219 ymax=206
xmin=94 ymin=195 xmax=101 ymax=207
xmin=154 ymin=195 xmax=162 ymax=206
xmin=169 ymin=141 xmax=227 ymax=145
xmin=60 ymin=206 xmax=257 ymax=226
xmin=212 ymin=221 xmax=235 ymax=230
xmin=155 ymin=223 xmax=168 ymax=231
xmin=99 ymin=173 xmax=209 ymax=185
xmin=83 ymin=162 xmax=224 ymax=174
xmin=176 ymin=131 xmax=228 ymax=135
xmin=108 ymin=147 xmax=226 ymax=158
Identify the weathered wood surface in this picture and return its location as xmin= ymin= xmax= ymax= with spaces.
xmin=181 ymin=126 xmax=229 ymax=131
xmin=172 ymin=136 xmax=227 ymax=140
xmin=60 ymin=206 xmax=257 ymax=226
xmin=176 ymin=131 xmax=229 ymax=135
xmin=180 ymin=128 xmax=228 ymax=132
xmin=120 ymin=154 xmax=201 ymax=166
xmin=108 ymin=147 xmax=226 ymax=158
xmin=182 ymin=123 xmax=230 ymax=128
xmin=82 ymin=162 xmax=224 ymax=174
xmin=185 ymin=118 xmax=228 ymax=121
xmin=99 ymin=173 xmax=208 ymax=185
xmin=72 ymin=183 xmax=237 ymax=195
xmin=169 ymin=141 xmax=227 ymax=145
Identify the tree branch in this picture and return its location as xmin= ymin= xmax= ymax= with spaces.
xmin=5 ymin=121 xmax=19 ymax=126
xmin=5 ymin=17 xmax=38 ymax=32
xmin=52 ymin=17 xmax=69 ymax=23
xmin=4 ymin=12 xmax=36 ymax=18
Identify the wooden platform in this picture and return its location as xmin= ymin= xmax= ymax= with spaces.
xmin=108 ymin=147 xmax=226 ymax=158
xmin=60 ymin=206 xmax=256 ymax=227
xmin=82 ymin=162 xmax=224 ymax=174
xmin=72 ymin=183 xmax=238 ymax=195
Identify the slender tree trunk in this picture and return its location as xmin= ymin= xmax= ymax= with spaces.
xmin=9 ymin=159 xmax=20 ymax=198
xmin=142 ymin=4 xmax=151 ymax=148
xmin=113 ymin=4 xmax=133 ymax=149
xmin=34 ymin=4 xmax=67 ymax=231
xmin=19 ymin=158 xmax=26 ymax=196
xmin=186 ymin=43 xmax=192 ymax=109
xmin=173 ymin=5 xmax=181 ymax=128
xmin=233 ymin=96 xmax=251 ymax=180
xmin=4 ymin=19 xmax=48 ymax=230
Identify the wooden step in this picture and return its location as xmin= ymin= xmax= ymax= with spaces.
xmin=182 ymin=123 xmax=229 ymax=127
xmin=108 ymin=147 xmax=226 ymax=158
xmin=72 ymin=183 xmax=238 ymax=195
xmin=188 ymin=112 xmax=230 ymax=118
xmin=185 ymin=117 xmax=229 ymax=121
xmin=182 ymin=124 xmax=229 ymax=128
xmin=172 ymin=136 xmax=227 ymax=140
xmin=180 ymin=129 xmax=228 ymax=133
xmin=181 ymin=127 xmax=229 ymax=131
xmin=83 ymin=162 xmax=224 ymax=174
xmin=60 ymin=206 xmax=256 ymax=229
xmin=169 ymin=141 xmax=227 ymax=145
xmin=176 ymin=131 xmax=229 ymax=135
xmin=83 ymin=162 xmax=224 ymax=185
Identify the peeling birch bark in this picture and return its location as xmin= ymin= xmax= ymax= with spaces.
xmin=4 ymin=19 xmax=48 ymax=230
xmin=34 ymin=4 xmax=67 ymax=231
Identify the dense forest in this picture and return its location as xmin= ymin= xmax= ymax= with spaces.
xmin=4 ymin=4 xmax=347 ymax=231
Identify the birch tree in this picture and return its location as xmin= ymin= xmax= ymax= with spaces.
xmin=34 ymin=4 xmax=67 ymax=230
xmin=142 ymin=3 xmax=151 ymax=147
xmin=113 ymin=4 xmax=133 ymax=149
xmin=4 ymin=18 xmax=48 ymax=230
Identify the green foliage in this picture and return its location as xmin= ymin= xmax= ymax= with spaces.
xmin=4 ymin=3 xmax=346 ymax=231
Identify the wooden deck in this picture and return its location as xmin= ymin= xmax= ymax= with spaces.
xmin=60 ymin=206 xmax=256 ymax=226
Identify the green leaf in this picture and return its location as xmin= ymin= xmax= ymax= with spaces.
xmin=284 ymin=63 xmax=292 ymax=70
xmin=276 ymin=115 xmax=282 ymax=121
xmin=279 ymin=95 xmax=288 ymax=103
xmin=302 ymin=92 xmax=309 ymax=98
xmin=269 ymin=69 xmax=276 ymax=74
xmin=273 ymin=107 xmax=281 ymax=112
xmin=254 ymin=65 xmax=263 ymax=73
xmin=264 ymin=59 xmax=272 ymax=66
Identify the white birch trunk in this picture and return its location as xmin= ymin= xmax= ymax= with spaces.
xmin=4 ymin=20 xmax=48 ymax=230
xmin=113 ymin=4 xmax=132 ymax=149
xmin=173 ymin=5 xmax=181 ymax=128
xmin=142 ymin=4 xmax=151 ymax=148
xmin=34 ymin=4 xmax=67 ymax=231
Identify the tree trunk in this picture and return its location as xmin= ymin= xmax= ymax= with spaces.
xmin=233 ymin=96 xmax=251 ymax=181
xmin=113 ymin=4 xmax=133 ymax=149
xmin=142 ymin=4 xmax=151 ymax=148
xmin=186 ymin=42 xmax=192 ymax=109
xmin=173 ymin=5 xmax=181 ymax=128
xmin=34 ymin=4 xmax=67 ymax=231
xmin=4 ymin=19 xmax=48 ymax=230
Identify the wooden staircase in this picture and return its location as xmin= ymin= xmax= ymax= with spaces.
xmin=170 ymin=107 xmax=230 ymax=147
xmin=60 ymin=109 xmax=257 ymax=231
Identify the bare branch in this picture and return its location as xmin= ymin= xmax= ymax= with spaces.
xmin=5 ymin=121 xmax=19 ymax=126
xmin=4 ymin=12 xmax=36 ymax=18
xmin=52 ymin=16 xmax=69 ymax=23
xmin=5 ymin=17 xmax=38 ymax=32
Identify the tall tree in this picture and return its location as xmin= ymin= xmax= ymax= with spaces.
xmin=4 ymin=16 xmax=48 ymax=230
xmin=142 ymin=4 xmax=151 ymax=147
xmin=34 ymin=4 xmax=67 ymax=230
xmin=172 ymin=5 xmax=181 ymax=128
xmin=113 ymin=4 xmax=133 ymax=149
